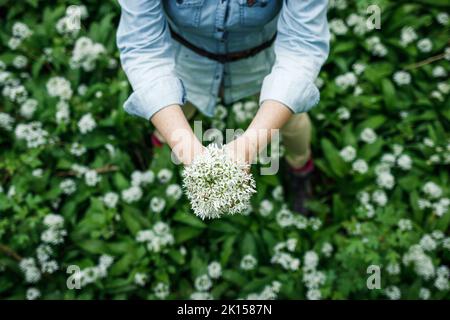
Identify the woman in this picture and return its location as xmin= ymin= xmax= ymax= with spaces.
xmin=117 ymin=0 xmax=330 ymax=214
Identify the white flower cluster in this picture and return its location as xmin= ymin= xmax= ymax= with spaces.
xmin=232 ymin=101 xmax=258 ymax=123
xmin=398 ymin=218 xmax=413 ymax=231
xmin=403 ymin=233 xmax=450 ymax=293
xmin=340 ymin=145 xmax=357 ymax=162
xmin=357 ymin=189 xmax=388 ymax=218
xmin=84 ymin=169 xmax=101 ymax=187
xmin=424 ymin=139 xmax=450 ymax=165
xmin=47 ymin=76 xmax=73 ymax=100
xmin=166 ymin=183 xmax=183 ymax=200
xmin=400 ymin=26 xmax=417 ymax=47
xmin=76 ymin=255 xmax=114 ymax=289
xmin=418 ymin=182 xmax=449 ymax=217
xmin=102 ymin=192 xmax=119 ymax=209
xmin=134 ymin=272 xmax=147 ymax=287
xmin=136 ymin=222 xmax=174 ymax=252
xmin=154 ymin=282 xmax=170 ymax=299
xmin=417 ymin=38 xmax=433 ymax=53
xmin=435 ymin=266 xmax=449 ymax=291
xmin=26 ymin=287 xmax=41 ymax=300
xmin=336 ymin=107 xmax=351 ymax=121
xmin=385 ymin=285 xmax=401 ymax=300
xmin=302 ymin=251 xmax=326 ymax=300
xmin=156 ymin=169 xmax=172 ymax=183
xmin=182 ymin=144 xmax=256 ymax=219
xmin=321 ymin=242 xmax=334 ymax=257
xmin=70 ymin=142 xmax=86 ymax=156
xmin=352 ymin=159 xmax=368 ymax=174
xmin=402 ymin=245 xmax=435 ymax=279
xmin=0 ymin=112 xmax=15 ymax=131
xmin=2 ymin=76 xmax=28 ymax=103
xmin=372 ymin=146 xmax=412 ymax=190
xmin=190 ymin=273 xmax=217 ymax=300
xmin=56 ymin=100 xmax=70 ymax=124
xmin=245 ymin=281 xmax=281 ymax=300
xmin=259 ymin=199 xmax=274 ymax=217
xmin=60 ymin=178 xmax=76 ymax=195
xmin=275 ymin=206 xmax=322 ymax=230
xmin=386 ymin=262 xmax=401 ymax=275
xmin=70 ymin=37 xmax=105 ymax=71
xmin=41 ymin=213 xmax=67 ymax=245
xmin=132 ymin=170 xmax=155 ymax=186
xmin=194 ymin=274 xmax=212 ymax=292
xmin=36 ymin=244 xmax=59 ymax=274
xmin=19 ymin=214 xmax=67 ymax=285
xmin=19 ymin=258 xmax=42 ymax=283
xmin=328 ymin=0 xmax=347 ymax=10
xmin=366 ymin=36 xmax=388 ymax=57
xmin=335 ymin=72 xmax=357 ymax=90
xmin=77 ymin=113 xmax=96 ymax=134
xmin=150 ymin=196 xmax=166 ymax=213
xmin=393 ymin=71 xmax=411 ymax=86
xmin=20 ymin=98 xmax=38 ymax=119
xmin=240 ymin=254 xmax=258 ymax=271
xmin=8 ymin=22 xmax=33 ymax=50
xmin=207 ymin=261 xmax=222 ymax=279
xmin=271 ymin=238 xmax=300 ymax=271
xmin=56 ymin=5 xmax=88 ymax=37
xmin=12 ymin=55 xmax=28 ymax=69
xmin=15 ymin=121 xmax=49 ymax=148
xmin=122 ymin=185 xmax=143 ymax=203
xmin=329 ymin=18 xmax=348 ymax=35
xmin=121 ymin=170 xmax=154 ymax=204
xmin=209 ymin=104 xmax=228 ymax=131
xmin=346 ymin=13 xmax=369 ymax=35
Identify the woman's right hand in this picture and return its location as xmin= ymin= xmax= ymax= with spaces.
xmin=150 ymin=104 xmax=205 ymax=166
xmin=175 ymin=137 xmax=205 ymax=166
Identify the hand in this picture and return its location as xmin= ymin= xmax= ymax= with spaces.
xmin=175 ymin=137 xmax=205 ymax=166
xmin=150 ymin=104 xmax=205 ymax=166
xmin=224 ymin=133 xmax=258 ymax=166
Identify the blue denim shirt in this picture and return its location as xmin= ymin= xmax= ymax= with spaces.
xmin=117 ymin=0 xmax=330 ymax=119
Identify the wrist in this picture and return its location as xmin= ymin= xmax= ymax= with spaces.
xmin=173 ymin=136 xmax=204 ymax=166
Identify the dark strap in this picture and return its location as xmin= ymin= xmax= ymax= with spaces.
xmin=169 ymin=27 xmax=276 ymax=64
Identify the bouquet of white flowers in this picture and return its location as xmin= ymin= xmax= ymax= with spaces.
xmin=182 ymin=144 xmax=256 ymax=219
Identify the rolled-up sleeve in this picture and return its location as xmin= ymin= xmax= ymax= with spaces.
xmin=117 ymin=0 xmax=185 ymax=120
xmin=260 ymin=0 xmax=330 ymax=114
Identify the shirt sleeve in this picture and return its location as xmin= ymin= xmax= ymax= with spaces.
xmin=259 ymin=0 xmax=330 ymax=113
xmin=117 ymin=0 xmax=185 ymax=120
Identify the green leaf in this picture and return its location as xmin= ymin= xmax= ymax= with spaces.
xmin=240 ymin=232 xmax=257 ymax=256
xmin=220 ymin=236 xmax=236 ymax=265
xmin=77 ymin=239 xmax=109 ymax=254
xmin=173 ymin=210 xmax=207 ymax=229
xmin=174 ymin=226 xmax=204 ymax=243
xmin=122 ymin=209 xmax=143 ymax=235
xmin=320 ymin=138 xmax=346 ymax=178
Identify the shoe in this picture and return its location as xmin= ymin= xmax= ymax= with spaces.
xmin=282 ymin=157 xmax=314 ymax=215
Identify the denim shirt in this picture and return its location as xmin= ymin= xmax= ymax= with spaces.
xmin=117 ymin=0 xmax=330 ymax=119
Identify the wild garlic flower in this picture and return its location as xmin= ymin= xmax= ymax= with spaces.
xmin=182 ymin=144 xmax=256 ymax=219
